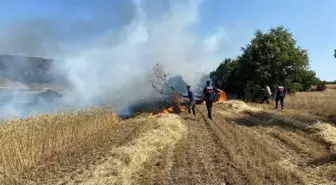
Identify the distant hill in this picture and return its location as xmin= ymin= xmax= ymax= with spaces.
xmin=0 ymin=77 xmax=28 ymax=89
xmin=0 ymin=54 xmax=67 ymax=85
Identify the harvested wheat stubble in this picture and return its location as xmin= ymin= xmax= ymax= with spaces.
xmin=1 ymin=98 xmax=336 ymax=185
xmin=215 ymin=100 xmax=336 ymax=184
xmin=50 ymin=114 xmax=188 ymax=185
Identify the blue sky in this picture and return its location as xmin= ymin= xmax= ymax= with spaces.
xmin=199 ymin=0 xmax=336 ymax=81
xmin=0 ymin=0 xmax=335 ymax=81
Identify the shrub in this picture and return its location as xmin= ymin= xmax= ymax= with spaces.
xmin=316 ymin=81 xmax=327 ymax=91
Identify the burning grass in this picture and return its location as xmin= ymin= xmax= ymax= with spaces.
xmin=0 ymin=107 xmax=119 ymax=184
xmin=149 ymin=95 xmax=186 ymax=116
xmin=150 ymin=90 xmax=227 ymax=116
xmin=215 ymin=90 xmax=227 ymax=103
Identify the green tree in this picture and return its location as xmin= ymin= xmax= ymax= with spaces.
xmin=210 ymin=58 xmax=241 ymax=92
xmin=212 ymin=26 xmax=319 ymax=101
xmin=329 ymin=80 xmax=336 ymax=84
xmin=210 ymin=58 xmax=233 ymax=88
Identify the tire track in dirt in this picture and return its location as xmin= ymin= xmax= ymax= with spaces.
xmin=197 ymin=107 xmax=264 ymax=185
xmin=196 ymin=110 xmax=249 ymax=185
xmin=138 ymin=112 xmax=244 ymax=185
xmin=140 ymin=104 xmax=291 ymax=185
xmin=197 ymin=104 xmax=310 ymax=185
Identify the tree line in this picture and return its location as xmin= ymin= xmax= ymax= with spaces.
xmin=163 ymin=26 xmax=331 ymax=102
xmin=209 ymin=26 xmax=324 ymax=101
xmin=326 ymin=80 xmax=336 ymax=84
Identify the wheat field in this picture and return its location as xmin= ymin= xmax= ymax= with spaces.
xmin=285 ymin=86 xmax=336 ymax=123
xmin=0 ymin=86 xmax=335 ymax=185
xmin=252 ymin=85 xmax=336 ymax=124
xmin=0 ymin=107 xmax=119 ymax=184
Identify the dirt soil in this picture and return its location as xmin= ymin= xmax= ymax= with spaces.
xmin=20 ymin=102 xmax=336 ymax=185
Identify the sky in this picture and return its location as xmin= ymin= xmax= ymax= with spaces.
xmin=0 ymin=0 xmax=335 ymax=81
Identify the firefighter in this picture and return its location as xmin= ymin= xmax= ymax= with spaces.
xmin=184 ymin=85 xmax=196 ymax=116
xmin=274 ymin=83 xmax=287 ymax=109
xmin=203 ymin=80 xmax=220 ymax=120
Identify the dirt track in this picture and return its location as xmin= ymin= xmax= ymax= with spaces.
xmin=23 ymin=102 xmax=336 ymax=185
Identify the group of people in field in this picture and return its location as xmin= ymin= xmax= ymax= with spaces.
xmin=261 ymin=83 xmax=287 ymax=110
xmin=183 ymin=80 xmax=221 ymax=120
xmin=182 ymin=81 xmax=287 ymax=121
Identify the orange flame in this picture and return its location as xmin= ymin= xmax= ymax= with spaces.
xmin=200 ymin=90 xmax=227 ymax=104
xmin=149 ymin=93 xmax=186 ymax=116
xmin=214 ymin=90 xmax=227 ymax=104
xmin=150 ymin=90 xmax=226 ymax=116
xmin=179 ymin=105 xmax=186 ymax=111
xmin=167 ymin=107 xmax=173 ymax=112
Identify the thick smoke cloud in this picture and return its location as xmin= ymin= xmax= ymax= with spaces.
xmin=0 ymin=0 xmax=232 ymax=117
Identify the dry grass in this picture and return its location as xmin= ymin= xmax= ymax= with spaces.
xmin=251 ymin=85 xmax=336 ymax=124
xmin=255 ymin=85 xmax=336 ymax=151
xmin=285 ymin=87 xmax=336 ymax=121
xmin=239 ymin=93 xmax=336 ymax=152
xmin=75 ymin=114 xmax=187 ymax=185
xmin=0 ymin=85 xmax=335 ymax=185
xmin=215 ymin=100 xmax=336 ymax=184
xmin=309 ymin=121 xmax=336 ymax=151
xmin=203 ymin=103 xmax=310 ymax=184
xmin=327 ymin=84 xmax=336 ymax=90
xmin=0 ymin=107 xmax=118 ymax=184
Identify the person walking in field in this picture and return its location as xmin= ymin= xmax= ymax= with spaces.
xmin=261 ymin=85 xmax=272 ymax=104
xmin=184 ymin=85 xmax=196 ymax=116
xmin=203 ymin=80 xmax=220 ymax=120
xmin=274 ymin=83 xmax=287 ymax=109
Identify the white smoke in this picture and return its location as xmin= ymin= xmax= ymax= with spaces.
xmin=55 ymin=0 xmax=226 ymax=103
xmin=0 ymin=0 xmax=235 ymax=117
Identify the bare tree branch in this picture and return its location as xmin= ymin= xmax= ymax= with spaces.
xmin=151 ymin=63 xmax=184 ymax=97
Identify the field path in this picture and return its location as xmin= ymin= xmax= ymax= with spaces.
xmin=21 ymin=102 xmax=335 ymax=185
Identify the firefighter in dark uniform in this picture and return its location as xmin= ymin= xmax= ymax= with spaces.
xmin=274 ymin=83 xmax=287 ymax=109
xmin=203 ymin=80 xmax=219 ymax=120
xmin=184 ymin=85 xmax=196 ymax=116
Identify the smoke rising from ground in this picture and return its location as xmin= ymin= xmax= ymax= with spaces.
xmin=0 ymin=0 xmax=232 ymax=117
